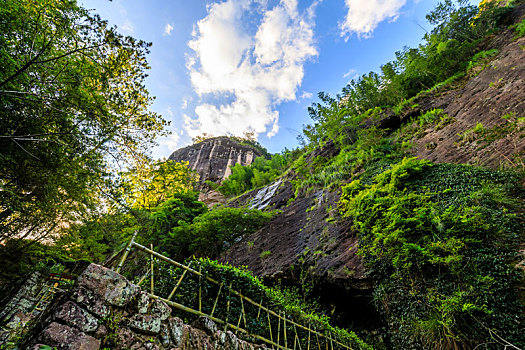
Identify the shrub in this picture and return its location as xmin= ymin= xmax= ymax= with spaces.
xmin=339 ymin=158 xmax=525 ymax=348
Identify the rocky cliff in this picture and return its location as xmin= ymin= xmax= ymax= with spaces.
xmin=169 ymin=137 xmax=262 ymax=185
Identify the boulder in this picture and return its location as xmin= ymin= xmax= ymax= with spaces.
xmin=128 ymin=314 xmax=162 ymax=334
xmin=38 ymin=322 xmax=100 ymax=350
xmin=74 ymin=264 xmax=140 ymax=307
xmin=53 ymin=301 xmax=99 ymax=333
xmin=192 ymin=316 xmax=218 ymax=336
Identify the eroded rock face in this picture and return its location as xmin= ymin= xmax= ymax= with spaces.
xmin=222 ymin=190 xmax=368 ymax=289
xmin=169 ymin=137 xmax=262 ymax=184
xmin=407 ymin=8 xmax=525 ymax=168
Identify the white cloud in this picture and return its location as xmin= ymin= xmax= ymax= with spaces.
xmin=343 ymin=68 xmax=356 ymax=78
xmin=181 ymin=97 xmax=190 ymax=110
xmin=340 ymin=0 xmax=407 ymax=38
xmin=121 ymin=19 xmax=135 ymax=33
xmin=164 ymin=23 xmax=174 ymax=36
xmin=300 ymin=91 xmax=313 ymax=99
xmin=159 ymin=131 xmax=181 ymax=151
xmin=185 ymin=0 xmax=317 ymax=139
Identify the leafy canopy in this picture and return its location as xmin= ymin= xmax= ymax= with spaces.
xmin=0 ymin=0 xmax=167 ymax=242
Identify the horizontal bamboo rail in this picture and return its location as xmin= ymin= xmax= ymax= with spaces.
xmin=146 ymin=292 xmax=290 ymax=350
xmin=115 ymin=239 xmax=352 ymax=350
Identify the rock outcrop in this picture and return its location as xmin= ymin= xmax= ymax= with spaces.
xmin=8 ymin=264 xmax=270 ymax=350
xmin=169 ymin=137 xmax=262 ymax=185
xmin=405 ymin=8 xmax=525 ymax=168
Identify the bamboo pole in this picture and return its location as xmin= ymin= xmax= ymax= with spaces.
xmin=267 ymin=308 xmax=273 ymax=343
xmin=294 ymin=323 xmax=302 ymax=350
xmin=198 ymin=265 xmax=202 ymax=313
xmin=240 ymin=296 xmax=247 ymax=329
xmin=167 ymin=263 xmax=191 ymax=301
xmin=283 ymin=313 xmax=288 ymax=349
xmin=224 ymin=282 xmax=232 ymax=333
xmin=150 ymin=244 xmax=154 ymax=295
xmin=307 ymin=322 xmax=311 ymax=350
xmin=137 ymin=271 xmax=149 ymax=286
xmin=210 ymin=282 xmax=223 ymax=317
xmin=115 ymin=230 xmax=138 ymax=273
xmin=257 ymin=298 xmax=263 ymax=319
xmin=277 ymin=312 xmax=281 ymax=346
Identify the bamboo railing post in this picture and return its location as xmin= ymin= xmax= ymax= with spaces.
xmin=210 ymin=282 xmax=223 ymax=317
xmin=236 ymin=300 xmax=243 ymax=331
xmin=116 ymin=230 xmax=138 ymax=273
xmin=307 ymin=322 xmax=311 ymax=350
xmin=198 ymin=265 xmax=202 ymax=313
xmin=283 ymin=313 xmax=288 ymax=349
xmin=257 ymin=298 xmax=263 ymax=319
xmin=329 ymin=332 xmax=334 ymax=350
xmin=167 ymin=262 xmax=191 ymax=301
xmin=315 ymin=331 xmax=322 ymax=350
xmin=137 ymin=271 xmax=149 ymax=286
xmin=223 ymin=282 xmax=232 ymax=333
xmin=240 ymin=296 xmax=247 ymax=330
xmin=294 ymin=323 xmax=302 ymax=350
xmin=150 ymin=244 xmax=154 ymax=295
xmin=277 ymin=312 xmax=281 ymax=346
xmin=267 ymin=308 xmax=273 ymax=343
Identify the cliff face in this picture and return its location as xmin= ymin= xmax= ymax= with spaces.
xmin=407 ymin=10 xmax=525 ymax=168
xmin=169 ymin=137 xmax=262 ymax=184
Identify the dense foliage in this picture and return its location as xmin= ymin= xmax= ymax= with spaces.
xmin=151 ymin=203 xmax=274 ymax=260
xmin=219 ymin=154 xmax=288 ymax=196
xmin=339 ymin=158 xmax=525 ymax=348
xmin=0 ymin=0 xmax=167 ymax=243
xmin=127 ymin=257 xmax=371 ymax=350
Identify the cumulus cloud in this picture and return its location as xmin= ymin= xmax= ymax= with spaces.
xmin=185 ymin=0 xmax=317 ymax=139
xmin=164 ymin=23 xmax=174 ymax=36
xmin=340 ymin=0 xmax=407 ymax=38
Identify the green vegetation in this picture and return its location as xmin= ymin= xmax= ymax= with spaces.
xmin=339 ymin=158 xmax=524 ymax=348
xmin=260 ymin=250 xmax=272 ymax=259
xmin=218 ymin=153 xmax=290 ymax=196
xmin=512 ymin=18 xmax=525 ymax=38
xmin=1 ymin=0 xmax=524 ymax=349
xmin=467 ymin=49 xmax=499 ymax=72
xmin=139 ymin=257 xmax=371 ymax=349
xmin=0 ymin=0 xmax=167 ymax=244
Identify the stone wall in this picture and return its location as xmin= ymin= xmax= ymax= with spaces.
xmin=23 ymin=264 xmax=270 ymax=350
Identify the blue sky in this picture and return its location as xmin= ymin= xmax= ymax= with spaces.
xmin=80 ymin=0 xmax=440 ymax=158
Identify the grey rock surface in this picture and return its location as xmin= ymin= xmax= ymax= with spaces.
xmin=169 ymin=136 xmax=262 ymax=184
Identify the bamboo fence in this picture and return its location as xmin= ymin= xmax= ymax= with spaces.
xmin=114 ymin=232 xmax=353 ymax=350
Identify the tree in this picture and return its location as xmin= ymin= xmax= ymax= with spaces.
xmin=0 ymin=0 xmax=167 ymax=242
xmin=121 ymin=160 xmax=198 ymax=210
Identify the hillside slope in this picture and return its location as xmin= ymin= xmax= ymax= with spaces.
xmin=220 ymin=5 xmax=525 ymax=348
